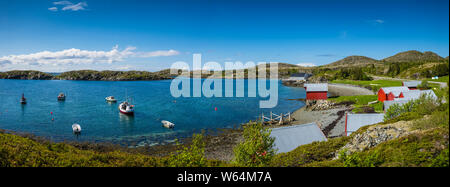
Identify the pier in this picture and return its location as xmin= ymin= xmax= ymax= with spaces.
xmin=260 ymin=111 xmax=294 ymax=125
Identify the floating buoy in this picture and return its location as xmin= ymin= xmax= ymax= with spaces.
xmin=51 ymin=112 xmax=53 ymax=115
xmin=52 ymin=118 xmax=54 ymax=121
xmin=215 ymin=107 xmax=217 ymax=111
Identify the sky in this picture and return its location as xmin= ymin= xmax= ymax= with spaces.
xmin=0 ymin=0 xmax=449 ymax=72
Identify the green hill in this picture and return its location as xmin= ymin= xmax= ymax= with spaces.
xmin=383 ymin=50 xmax=445 ymax=63
xmin=325 ymin=56 xmax=380 ymax=68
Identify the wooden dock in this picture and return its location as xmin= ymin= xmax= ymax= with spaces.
xmin=260 ymin=111 xmax=294 ymax=125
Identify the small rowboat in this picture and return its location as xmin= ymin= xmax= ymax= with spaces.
xmin=105 ymin=96 xmax=117 ymax=102
xmin=161 ymin=120 xmax=175 ymax=129
xmin=72 ymin=124 xmax=81 ymax=134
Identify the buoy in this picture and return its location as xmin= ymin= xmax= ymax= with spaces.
xmin=215 ymin=107 xmax=217 ymax=111
xmin=51 ymin=112 xmax=53 ymax=115
xmin=52 ymin=118 xmax=54 ymax=121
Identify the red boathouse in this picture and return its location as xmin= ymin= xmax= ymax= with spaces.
xmin=304 ymin=83 xmax=328 ymax=100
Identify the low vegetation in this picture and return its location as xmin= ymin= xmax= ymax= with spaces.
xmin=425 ymin=75 xmax=449 ymax=83
xmin=330 ymin=79 xmax=403 ymax=92
xmin=55 ymin=70 xmax=172 ymax=81
xmin=0 ymin=70 xmax=53 ymax=80
xmin=328 ymin=95 xmax=382 ymax=113
xmin=232 ymin=122 xmax=276 ymax=167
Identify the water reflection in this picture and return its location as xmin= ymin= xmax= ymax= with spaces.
xmin=21 ymin=104 xmax=26 ymax=116
xmin=119 ymin=113 xmax=135 ymax=126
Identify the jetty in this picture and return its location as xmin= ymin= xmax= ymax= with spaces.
xmin=260 ymin=112 xmax=294 ymax=125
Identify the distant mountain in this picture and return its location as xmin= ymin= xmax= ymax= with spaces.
xmin=325 ymin=56 xmax=380 ymax=68
xmin=382 ymin=50 xmax=444 ymax=63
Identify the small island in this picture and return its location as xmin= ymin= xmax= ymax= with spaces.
xmin=0 ymin=70 xmax=174 ymax=81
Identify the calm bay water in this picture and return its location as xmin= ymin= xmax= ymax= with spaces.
xmin=0 ymin=79 xmax=305 ymax=146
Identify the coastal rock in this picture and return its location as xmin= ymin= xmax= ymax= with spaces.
xmin=305 ymin=100 xmax=335 ymax=111
xmin=282 ymin=80 xmax=305 ymax=87
xmin=334 ymin=120 xmax=414 ymax=159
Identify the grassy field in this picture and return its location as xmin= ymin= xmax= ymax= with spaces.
xmin=425 ymin=75 xmax=449 ymax=83
xmin=331 ymin=79 xmax=403 ymax=92
xmin=328 ymin=95 xmax=383 ymax=113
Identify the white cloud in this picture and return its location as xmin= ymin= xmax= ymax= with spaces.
xmin=138 ymin=50 xmax=180 ymax=57
xmin=114 ymin=65 xmax=135 ymax=71
xmin=297 ymin=63 xmax=317 ymax=67
xmin=54 ymin=1 xmax=73 ymax=5
xmin=50 ymin=1 xmax=88 ymax=11
xmin=48 ymin=7 xmax=58 ymax=11
xmin=0 ymin=46 xmax=180 ymax=67
xmin=374 ymin=19 xmax=385 ymax=24
xmin=62 ymin=2 xmax=88 ymax=11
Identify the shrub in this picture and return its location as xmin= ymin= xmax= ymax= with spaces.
xmin=233 ymin=122 xmax=275 ymax=167
xmin=167 ymin=133 xmax=207 ymax=167
xmin=384 ymin=94 xmax=439 ymax=121
xmin=340 ymin=149 xmax=384 ymax=167
xmin=417 ymin=80 xmax=430 ymax=89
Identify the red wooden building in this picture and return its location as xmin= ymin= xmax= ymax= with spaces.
xmin=377 ymin=86 xmax=409 ymax=102
xmin=304 ymin=83 xmax=328 ymax=100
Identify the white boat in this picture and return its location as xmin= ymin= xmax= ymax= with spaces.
xmin=72 ymin=124 xmax=82 ymax=133
xmin=105 ymin=96 xmax=117 ymax=102
xmin=161 ymin=120 xmax=175 ymax=129
xmin=119 ymin=101 xmax=134 ymax=115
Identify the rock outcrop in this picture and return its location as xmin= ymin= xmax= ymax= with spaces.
xmin=305 ymin=100 xmax=335 ymax=111
xmin=334 ymin=120 xmax=415 ymax=159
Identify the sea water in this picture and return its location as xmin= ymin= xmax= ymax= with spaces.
xmin=0 ymin=79 xmax=305 ymax=146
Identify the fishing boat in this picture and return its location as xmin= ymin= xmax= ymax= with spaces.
xmin=118 ymin=101 xmax=134 ymax=115
xmin=72 ymin=124 xmax=81 ymax=134
xmin=161 ymin=120 xmax=175 ymax=129
xmin=20 ymin=93 xmax=27 ymax=104
xmin=105 ymin=96 xmax=117 ymax=102
xmin=57 ymin=93 xmax=66 ymax=101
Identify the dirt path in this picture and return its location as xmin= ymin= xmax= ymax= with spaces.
xmin=291 ymin=106 xmax=352 ymax=137
xmin=371 ymin=75 xmax=448 ymax=88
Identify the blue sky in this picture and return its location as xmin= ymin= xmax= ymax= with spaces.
xmin=0 ymin=0 xmax=448 ymax=72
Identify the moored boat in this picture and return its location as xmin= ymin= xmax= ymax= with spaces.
xmin=161 ymin=120 xmax=175 ymax=129
xmin=20 ymin=93 xmax=27 ymax=104
xmin=118 ymin=101 xmax=134 ymax=115
xmin=72 ymin=124 xmax=81 ymax=134
xmin=57 ymin=93 xmax=66 ymax=101
xmin=105 ymin=96 xmax=117 ymax=102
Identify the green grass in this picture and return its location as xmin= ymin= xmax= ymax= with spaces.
xmin=0 ymin=131 xmax=226 ymax=167
xmin=328 ymin=95 xmax=383 ymax=113
xmin=424 ymin=75 xmax=449 ymax=83
xmin=340 ymin=127 xmax=449 ymax=167
xmin=331 ymin=79 xmax=403 ymax=92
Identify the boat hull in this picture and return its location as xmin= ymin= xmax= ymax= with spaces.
xmin=119 ymin=110 xmax=134 ymax=115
